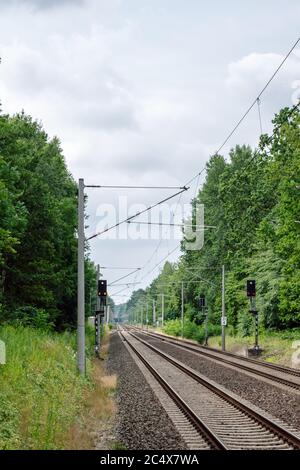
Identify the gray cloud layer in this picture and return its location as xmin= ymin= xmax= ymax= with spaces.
xmin=0 ymin=0 xmax=299 ymax=301
xmin=0 ymin=0 xmax=83 ymax=10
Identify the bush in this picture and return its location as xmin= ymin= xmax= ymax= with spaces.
xmin=237 ymin=309 xmax=253 ymax=337
xmin=9 ymin=306 xmax=54 ymax=331
xmin=163 ymin=319 xmax=222 ymax=344
xmin=163 ymin=319 xmax=182 ymax=337
xmin=260 ymin=328 xmax=300 ymax=341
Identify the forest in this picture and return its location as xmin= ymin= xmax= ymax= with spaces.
xmin=0 ymin=104 xmax=299 ymax=338
xmin=124 ymin=105 xmax=300 ymax=338
xmin=0 ymin=111 xmax=96 ymax=330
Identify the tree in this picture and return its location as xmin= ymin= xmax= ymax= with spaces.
xmin=123 ymin=105 xmax=300 ymax=334
xmin=0 ymin=112 xmax=96 ymax=329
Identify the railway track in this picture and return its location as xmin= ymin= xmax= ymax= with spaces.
xmin=120 ymin=326 xmax=300 ymax=450
xmin=130 ymin=327 xmax=300 ymax=392
xmin=119 ymin=328 xmax=224 ymax=449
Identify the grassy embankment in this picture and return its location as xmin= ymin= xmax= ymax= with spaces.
xmin=208 ymin=331 xmax=300 ymax=367
xmin=161 ymin=318 xmax=300 ymax=367
xmin=0 ymin=324 xmax=116 ymax=450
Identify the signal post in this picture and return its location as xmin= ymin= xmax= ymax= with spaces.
xmin=95 ymin=279 xmax=107 ymax=358
xmin=247 ymin=280 xmax=263 ymax=356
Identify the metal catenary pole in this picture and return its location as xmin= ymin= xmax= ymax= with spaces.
xmin=181 ymin=281 xmax=184 ymax=338
xmin=77 ymin=178 xmax=85 ymax=376
xmin=204 ymin=307 xmax=208 ymax=346
xmin=153 ymin=299 xmax=156 ymax=327
xmin=146 ymin=302 xmax=149 ymax=330
xmin=161 ymin=293 xmax=164 ymax=328
xmin=141 ymin=305 xmax=143 ymax=329
xmin=96 ymin=264 xmax=101 ymax=353
xmin=221 ymin=264 xmax=226 ymax=351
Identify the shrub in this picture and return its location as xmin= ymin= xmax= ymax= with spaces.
xmin=9 ymin=306 xmax=54 ymax=331
xmin=163 ymin=319 xmax=221 ymax=344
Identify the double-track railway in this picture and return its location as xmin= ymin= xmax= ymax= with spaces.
xmin=119 ymin=326 xmax=300 ymax=450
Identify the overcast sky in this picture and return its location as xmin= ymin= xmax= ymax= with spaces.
xmin=0 ymin=0 xmax=299 ymax=304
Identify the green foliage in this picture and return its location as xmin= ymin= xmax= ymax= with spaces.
xmin=0 ymin=112 xmax=97 ymax=328
xmin=0 ymin=393 xmax=20 ymax=449
xmin=124 ymin=105 xmax=300 ymax=336
xmin=0 ymin=324 xmax=91 ymax=449
xmin=163 ymin=318 xmax=221 ymax=343
xmin=9 ymin=306 xmax=54 ymax=331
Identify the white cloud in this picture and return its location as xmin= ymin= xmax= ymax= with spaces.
xmin=0 ymin=0 xmax=299 ymax=302
xmin=226 ymin=52 xmax=300 ymax=100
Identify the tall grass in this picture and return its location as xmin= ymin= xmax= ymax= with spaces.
xmin=0 ymin=324 xmax=93 ymax=449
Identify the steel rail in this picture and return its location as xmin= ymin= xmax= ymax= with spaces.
xmin=126 ymin=328 xmax=300 ymax=450
xmin=118 ymin=328 xmax=227 ymax=450
xmin=134 ymin=328 xmax=300 ymax=388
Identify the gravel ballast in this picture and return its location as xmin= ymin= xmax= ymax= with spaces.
xmin=106 ymin=331 xmax=187 ymax=450
xmin=135 ymin=333 xmax=300 ymax=430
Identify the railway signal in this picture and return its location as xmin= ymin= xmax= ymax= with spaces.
xmin=198 ymin=294 xmax=208 ymax=345
xmin=247 ymin=280 xmax=256 ymax=297
xmin=98 ymin=279 xmax=107 ymax=298
xmin=246 ymin=279 xmax=263 ymax=356
xmin=198 ymin=294 xmax=206 ymax=308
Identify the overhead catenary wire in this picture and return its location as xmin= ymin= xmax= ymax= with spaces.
xmin=140 ymin=244 xmax=181 ymax=281
xmin=215 ymin=36 xmax=300 ymax=156
xmin=110 ymin=243 xmax=181 ymax=299
xmin=101 ymin=266 xmax=141 ymax=270
xmin=109 ymin=268 xmax=141 ymax=286
xmin=110 ymin=285 xmax=133 ymax=297
xmin=224 ymin=99 xmax=300 ymax=191
xmin=111 ymin=243 xmax=181 ymax=300
xmin=109 ymin=282 xmax=141 ymax=287
xmin=93 ymin=36 xmax=300 ymax=303
xmin=85 ymin=185 xmax=188 ymax=190
xmin=87 ymin=186 xmax=188 ymax=240
xmin=127 ymin=221 xmax=216 ymax=229
xmin=138 ymin=187 xmax=187 ymax=270
xmin=184 ymin=168 xmax=206 ymax=188
xmin=157 ymin=277 xmax=217 ymax=288
xmin=111 ymin=294 xmax=133 ymax=297
xmin=116 ymin=109 xmax=300 ymax=306
xmin=132 ymin=36 xmax=300 ymax=286
xmin=135 ymin=165 xmax=207 ymax=287
xmin=121 ymin=97 xmax=300 ymax=302
xmin=135 ymin=165 xmax=206 ymax=287
xmin=178 ymin=36 xmax=300 ymax=192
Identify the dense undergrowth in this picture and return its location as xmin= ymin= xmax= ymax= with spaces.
xmin=162 ymin=318 xmax=222 ymax=342
xmin=0 ymin=324 xmax=98 ymax=450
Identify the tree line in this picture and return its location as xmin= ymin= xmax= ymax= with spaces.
xmin=0 ymin=111 xmax=96 ymax=329
xmin=124 ymin=105 xmax=300 ymax=335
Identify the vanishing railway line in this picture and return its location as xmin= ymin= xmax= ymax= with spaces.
xmin=119 ymin=329 xmax=221 ymax=450
xmin=130 ymin=327 xmax=300 ymax=392
xmin=119 ymin=326 xmax=300 ymax=450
